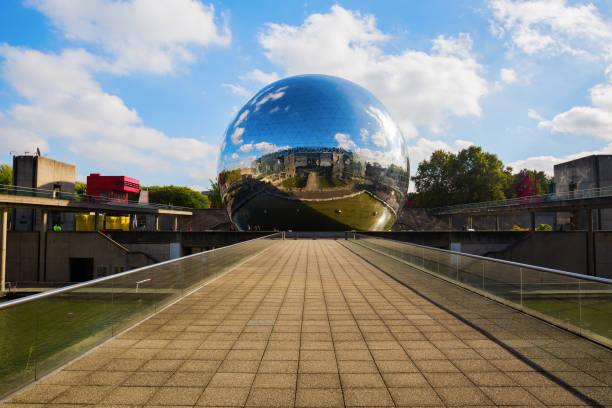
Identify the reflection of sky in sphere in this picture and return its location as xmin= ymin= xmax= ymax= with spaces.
xmin=218 ymin=74 xmax=408 ymax=172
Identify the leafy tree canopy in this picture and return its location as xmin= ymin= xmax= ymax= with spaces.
xmin=412 ymin=146 xmax=512 ymax=207
xmin=0 ymin=164 xmax=12 ymax=185
xmin=146 ymin=185 xmax=210 ymax=209
xmin=208 ymin=179 xmax=222 ymax=208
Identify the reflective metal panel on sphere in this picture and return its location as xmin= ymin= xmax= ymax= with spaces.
xmin=217 ymin=74 xmax=410 ymax=231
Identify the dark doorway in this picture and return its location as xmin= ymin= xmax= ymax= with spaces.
xmin=69 ymin=258 xmax=94 ymax=282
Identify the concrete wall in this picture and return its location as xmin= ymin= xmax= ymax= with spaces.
xmin=12 ymin=156 xmax=77 ymax=232
xmin=394 ymin=208 xmax=556 ymax=232
xmin=485 ymin=232 xmax=612 ymax=279
xmin=362 ymin=230 xmax=612 ymax=279
xmin=554 ymin=155 xmax=612 ymax=229
xmin=6 ymin=232 xmax=39 ymax=281
xmin=5 ymin=231 xmax=155 ymax=283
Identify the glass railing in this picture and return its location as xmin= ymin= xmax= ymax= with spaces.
xmin=0 ymin=184 xmax=195 ymax=212
xmin=0 ymin=233 xmax=280 ymax=399
xmin=432 ymin=186 xmax=612 ymax=214
xmin=344 ymin=234 xmax=612 ymax=348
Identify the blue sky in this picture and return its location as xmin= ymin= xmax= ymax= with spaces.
xmin=1 ymin=0 xmax=611 ymax=190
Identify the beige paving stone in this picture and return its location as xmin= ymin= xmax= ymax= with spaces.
xmin=295 ymin=387 xmax=344 ymax=407
xmin=382 ymin=372 xmax=429 ymax=387
xmin=148 ymin=386 xmax=204 ymax=405
xmin=245 ymin=387 xmax=295 ymax=407
xmin=297 ymin=373 xmax=341 ymax=388
xmin=208 ymin=372 xmax=255 ymax=387
xmin=123 ymin=371 xmax=173 ymax=386
xmin=337 ymin=360 xmax=378 ymax=373
xmin=164 ymin=371 xmax=214 ymax=387
xmin=388 ymin=386 xmax=443 ymax=406
xmin=38 ymin=370 xmax=90 ymax=386
xmin=258 ymin=360 xmax=299 ymax=373
xmin=299 ymin=359 xmax=338 ymax=374
xmin=435 ymin=385 xmax=493 ymax=406
xmin=376 ymin=360 xmax=419 ymax=373
xmin=5 ymin=241 xmax=611 ymax=408
xmin=100 ymin=386 xmax=156 ymax=404
xmin=191 ymin=349 xmax=229 ymax=360
xmin=84 ymin=370 xmax=130 ymax=386
xmin=423 ymin=372 xmax=473 ymax=387
xmin=139 ymin=358 xmax=184 ymax=371
xmin=178 ymin=359 xmax=222 ymax=372
xmin=52 ymin=385 xmax=112 ymax=404
xmin=10 ymin=385 xmax=69 ymax=403
xmin=480 ymin=386 xmax=544 ymax=406
xmin=344 ymin=387 xmax=394 ymax=407
xmin=253 ymin=373 xmax=297 ymax=388
xmin=340 ymin=373 xmax=386 ymax=388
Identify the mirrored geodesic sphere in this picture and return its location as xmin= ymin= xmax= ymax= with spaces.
xmin=218 ymin=74 xmax=409 ymax=231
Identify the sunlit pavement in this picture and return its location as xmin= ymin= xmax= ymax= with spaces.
xmin=4 ymin=240 xmax=611 ymax=407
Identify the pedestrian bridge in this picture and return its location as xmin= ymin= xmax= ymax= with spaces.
xmin=1 ymin=234 xmax=610 ymax=406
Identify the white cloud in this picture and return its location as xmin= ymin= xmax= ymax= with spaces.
xmin=239 ymin=143 xmax=253 ymax=152
xmin=334 ymin=133 xmax=356 ymax=150
xmin=257 ymin=5 xmax=487 ymax=138
xmin=239 ymin=141 xmax=289 ymax=154
xmin=240 ymin=69 xmax=280 ymax=84
xmin=252 ymin=86 xmax=288 ymax=110
xmin=26 ymin=0 xmax=230 ymax=74
xmin=230 ymin=127 xmax=245 ymax=145
xmin=231 ymin=153 xmax=238 ymax=159
xmin=500 ymin=68 xmax=517 ymax=83
xmin=222 ymin=83 xmax=252 ymax=97
xmin=527 ymin=108 xmax=543 ymax=120
xmin=407 ymin=138 xmax=474 ymax=170
xmin=538 ymin=76 xmax=612 ymax=140
xmin=509 ymin=144 xmax=612 ymax=175
xmin=0 ymin=45 xmax=217 ymax=178
xmin=489 ymin=0 xmax=612 ymax=58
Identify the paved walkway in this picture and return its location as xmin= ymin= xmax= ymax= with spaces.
xmin=3 ymin=240 xmax=611 ymax=407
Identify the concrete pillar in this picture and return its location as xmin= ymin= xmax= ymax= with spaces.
xmin=94 ymin=211 xmax=100 ymax=231
xmin=1 ymin=209 xmax=7 ymax=292
xmin=495 ymin=215 xmax=500 ymax=231
xmin=173 ymin=216 xmax=178 ymax=232
xmin=448 ymin=215 xmax=452 ymax=231
xmin=530 ymin=212 xmax=536 ymax=231
xmin=467 ymin=216 xmax=473 ymax=229
xmin=155 ymin=215 xmax=159 ymax=231
xmin=38 ymin=210 xmax=47 ymax=282
xmin=129 ymin=214 xmax=135 ymax=231
xmin=587 ymin=208 xmax=595 ymax=276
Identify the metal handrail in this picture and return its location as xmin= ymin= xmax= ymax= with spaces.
xmin=432 ymin=185 xmax=612 ymax=213
xmin=0 ymin=232 xmax=281 ymax=310
xmin=0 ymin=184 xmax=196 ymax=212
xmin=354 ymin=233 xmax=612 ymax=284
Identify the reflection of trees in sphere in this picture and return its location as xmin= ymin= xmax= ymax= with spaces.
xmin=217 ymin=74 xmax=410 ymax=231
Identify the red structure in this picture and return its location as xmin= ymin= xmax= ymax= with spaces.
xmin=515 ymin=171 xmax=538 ymax=197
xmin=86 ymin=173 xmax=140 ymax=203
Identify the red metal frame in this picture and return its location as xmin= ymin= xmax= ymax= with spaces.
xmin=86 ymin=173 xmax=140 ymax=203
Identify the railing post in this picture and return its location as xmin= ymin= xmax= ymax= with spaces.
xmin=520 ymin=267 xmax=523 ymax=307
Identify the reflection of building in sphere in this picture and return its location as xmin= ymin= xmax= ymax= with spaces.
xmin=217 ymin=74 xmax=410 ymax=231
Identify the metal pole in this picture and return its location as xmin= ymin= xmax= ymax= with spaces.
xmin=587 ymin=208 xmax=595 ymax=276
xmin=530 ymin=212 xmax=536 ymax=231
xmin=38 ymin=210 xmax=47 ymax=282
xmin=173 ymin=216 xmax=178 ymax=232
xmin=155 ymin=215 xmax=159 ymax=231
xmin=1 ymin=209 xmax=7 ymax=292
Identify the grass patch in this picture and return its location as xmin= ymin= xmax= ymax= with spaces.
xmin=280 ymin=177 xmax=307 ymax=188
xmin=318 ymin=177 xmax=348 ymax=189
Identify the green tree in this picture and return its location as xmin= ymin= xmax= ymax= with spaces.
xmin=146 ymin=185 xmax=210 ymax=209
xmin=208 ymin=179 xmax=222 ymax=208
xmin=506 ymin=169 xmax=554 ymax=198
xmin=0 ymin=164 xmax=12 ymax=185
xmin=412 ymin=146 xmax=512 ymax=207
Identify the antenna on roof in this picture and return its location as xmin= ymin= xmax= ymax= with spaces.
xmin=36 ymin=147 xmax=41 ymax=156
